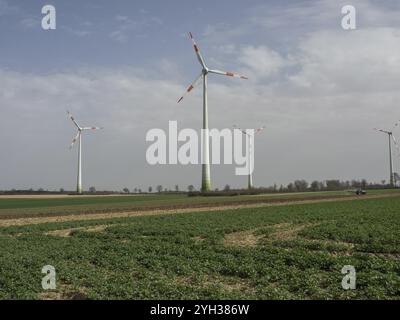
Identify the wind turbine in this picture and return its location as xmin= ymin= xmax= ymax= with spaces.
xmin=67 ymin=111 xmax=103 ymax=194
xmin=233 ymin=125 xmax=265 ymax=189
xmin=178 ymin=32 xmax=248 ymax=192
xmin=374 ymin=124 xmax=400 ymax=188
xmin=392 ymin=120 xmax=400 ymax=186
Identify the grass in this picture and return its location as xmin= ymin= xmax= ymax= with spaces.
xmin=0 ymin=194 xmax=183 ymax=210
xmin=0 ymin=189 xmax=395 ymax=219
xmin=0 ymin=194 xmax=399 ymax=299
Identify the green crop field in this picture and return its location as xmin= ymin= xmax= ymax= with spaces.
xmin=0 ymin=189 xmax=396 ymax=220
xmin=0 ymin=193 xmax=399 ymax=300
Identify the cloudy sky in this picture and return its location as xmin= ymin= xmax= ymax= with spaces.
xmin=1 ymin=0 xmax=400 ymax=191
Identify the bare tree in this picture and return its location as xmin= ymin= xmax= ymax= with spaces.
xmin=361 ymin=179 xmax=368 ymax=189
xmin=326 ymin=180 xmax=341 ymax=191
xmin=310 ymin=181 xmax=320 ymax=192
xmin=294 ymin=180 xmax=308 ymax=192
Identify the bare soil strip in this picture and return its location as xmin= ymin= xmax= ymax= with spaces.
xmin=223 ymin=223 xmax=357 ymax=252
xmin=224 ymin=229 xmax=262 ymax=247
xmin=45 ymin=225 xmax=110 ymax=237
xmin=223 ymin=223 xmax=314 ymax=247
xmin=0 ymin=193 xmax=398 ymax=228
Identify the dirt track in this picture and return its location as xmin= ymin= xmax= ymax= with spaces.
xmin=0 ymin=194 xmax=139 ymax=199
xmin=0 ymin=193 xmax=397 ymax=228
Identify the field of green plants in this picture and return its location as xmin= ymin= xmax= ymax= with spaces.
xmin=0 ymin=194 xmax=399 ymax=299
xmin=0 ymin=189 xmax=395 ymax=219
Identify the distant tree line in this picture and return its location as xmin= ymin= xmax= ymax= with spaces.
xmin=256 ymin=179 xmax=390 ymax=193
xmin=130 ymin=179 xmax=397 ymax=195
xmin=0 ymin=179 xmax=396 ymax=196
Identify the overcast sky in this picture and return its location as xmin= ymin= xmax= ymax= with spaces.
xmin=1 ymin=0 xmax=400 ymax=191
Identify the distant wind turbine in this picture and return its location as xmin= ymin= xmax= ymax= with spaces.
xmin=234 ymin=125 xmax=265 ymax=189
xmin=374 ymin=124 xmax=400 ymax=188
xmin=67 ymin=111 xmax=103 ymax=194
xmin=178 ymin=32 xmax=248 ymax=192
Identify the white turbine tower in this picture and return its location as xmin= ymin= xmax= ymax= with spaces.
xmin=374 ymin=124 xmax=400 ymax=188
xmin=67 ymin=111 xmax=103 ymax=194
xmin=234 ymin=125 xmax=265 ymax=189
xmin=178 ymin=32 xmax=248 ymax=192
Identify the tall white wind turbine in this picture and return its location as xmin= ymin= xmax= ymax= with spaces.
xmin=234 ymin=125 xmax=265 ymax=189
xmin=67 ymin=111 xmax=103 ymax=194
xmin=374 ymin=125 xmax=400 ymax=188
xmin=178 ymin=32 xmax=248 ymax=192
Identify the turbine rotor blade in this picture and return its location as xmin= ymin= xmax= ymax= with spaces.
xmin=82 ymin=126 xmax=103 ymax=131
xmin=67 ymin=111 xmax=81 ymax=129
xmin=177 ymin=72 xmax=203 ymax=103
xmin=189 ymin=32 xmax=207 ymax=69
xmin=69 ymin=131 xmax=80 ymax=149
xmin=208 ymin=69 xmax=248 ymax=80
xmin=374 ymin=128 xmax=390 ymax=134
xmin=392 ymin=135 xmax=400 ymax=154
